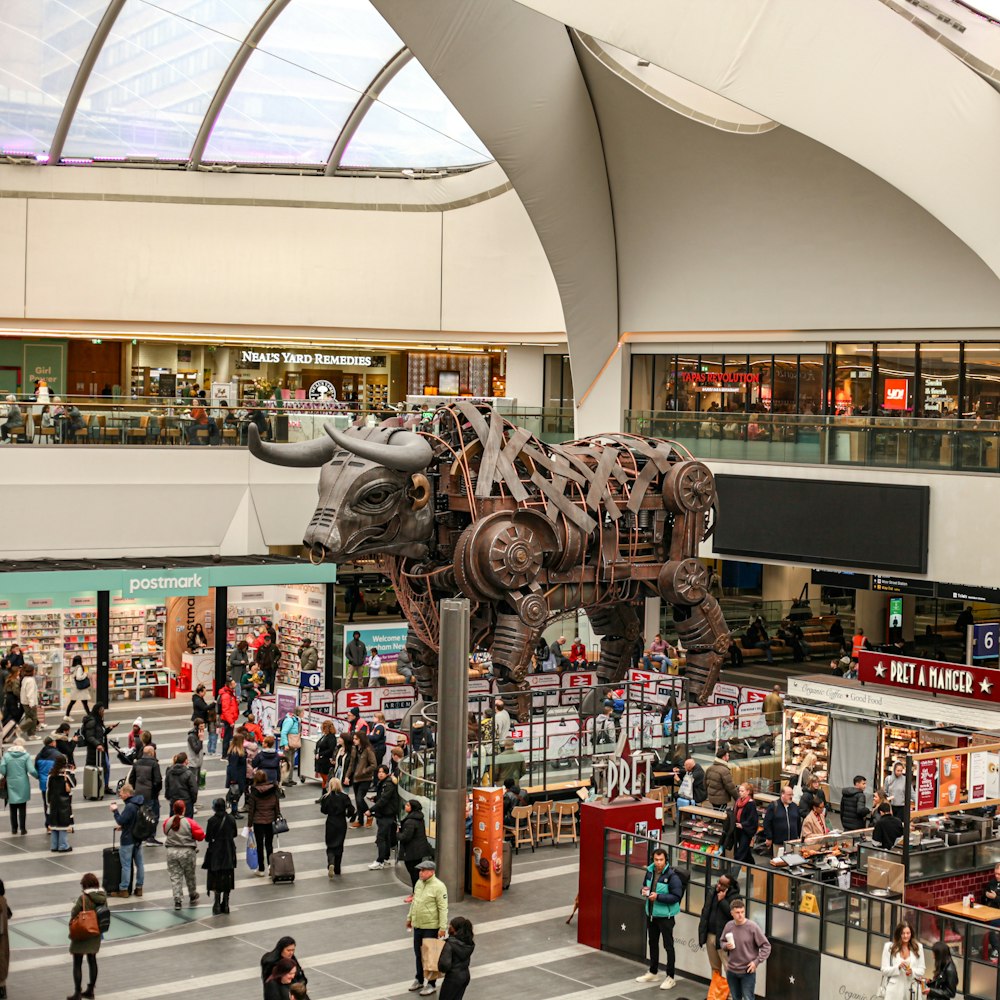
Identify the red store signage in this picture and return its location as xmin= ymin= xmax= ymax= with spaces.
xmin=680 ymin=372 xmax=761 ymax=384
xmin=858 ymin=650 xmax=1000 ymax=703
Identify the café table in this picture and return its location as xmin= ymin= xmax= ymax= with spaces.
xmin=937 ymin=900 xmax=1000 ymax=921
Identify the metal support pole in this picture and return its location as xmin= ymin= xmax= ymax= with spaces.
xmin=214 ymin=585 xmax=228 ymax=694
xmin=96 ymin=590 xmax=110 ymax=707
xmin=324 ymin=582 xmax=335 ymax=691
xmin=903 ymin=753 xmax=913 ymax=883
xmin=436 ymin=598 xmax=470 ymax=903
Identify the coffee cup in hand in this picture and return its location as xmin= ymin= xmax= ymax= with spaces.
xmin=726 ymin=932 xmax=736 ymax=949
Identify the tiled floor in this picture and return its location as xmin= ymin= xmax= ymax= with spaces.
xmin=3 ymin=699 xmax=713 ymax=1000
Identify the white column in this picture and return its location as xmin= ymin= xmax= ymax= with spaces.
xmin=504 ymin=345 xmax=545 ymax=407
xmin=575 ymin=343 xmax=627 ymax=437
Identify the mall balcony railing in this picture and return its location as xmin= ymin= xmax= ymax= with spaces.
xmin=625 ymin=409 xmax=1000 ymax=473
xmin=605 ymin=830 xmax=1000 ymax=1000
xmin=0 ymin=396 xmax=576 ymax=446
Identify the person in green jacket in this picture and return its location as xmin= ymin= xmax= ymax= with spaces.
xmin=68 ymin=872 xmax=107 ymax=1000
xmin=635 ymin=848 xmax=685 ymax=990
xmin=0 ymin=738 xmax=38 ymax=835
xmin=406 ymin=860 xmax=448 ymax=996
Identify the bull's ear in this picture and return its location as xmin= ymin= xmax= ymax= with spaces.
xmin=408 ymin=473 xmax=431 ymax=510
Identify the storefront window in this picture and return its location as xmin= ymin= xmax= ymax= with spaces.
xmin=962 ymin=343 xmax=1000 ymax=419
xmin=917 ymin=343 xmax=960 ymax=417
xmin=746 ymin=355 xmax=772 ymax=412
xmin=798 ymin=355 xmax=824 ymax=415
xmin=721 ymin=354 xmax=750 ymax=411
xmin=876 ymin=343 xmax=916 ymax=416
xmin=697 ymin=356 xmax=724 ymax=412
xmin=834 ymin=344 xmax=875 ymax=415
xmin=675 ymin=356 xmax=699 ymax=411
xmin=544 ymin=354 xmax=574 ymax=408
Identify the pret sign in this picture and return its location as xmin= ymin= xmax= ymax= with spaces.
xmin=858 ymin=650 xmax=1000 ymax=704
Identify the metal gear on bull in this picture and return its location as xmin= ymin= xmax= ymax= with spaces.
xmin=248 ymin=402 xmax=731 ymax=704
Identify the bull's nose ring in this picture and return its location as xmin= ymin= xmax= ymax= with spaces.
xmin=309 ymin=543 xmax=327 ymax=565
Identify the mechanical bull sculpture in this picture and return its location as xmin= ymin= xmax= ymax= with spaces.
xmin=248 ymin=401 xmax=730 ymax=705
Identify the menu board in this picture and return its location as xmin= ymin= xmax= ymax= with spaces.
xmin=969 ymin=750 xmax=1000 ymax=804
xmin=916 ymin=759 xmax=938 ymax=811
xmin=471 ymin=787 xmax=504 ymax=901
xmin=937 ymin=753 xmax=962 ymax=809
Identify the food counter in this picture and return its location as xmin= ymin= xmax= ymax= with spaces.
xmin=783 ymin=708 xmax=829 ymax=782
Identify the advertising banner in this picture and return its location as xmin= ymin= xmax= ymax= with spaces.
xmin=471 ymin=787 xmax=505 ymax=901
xmin=561 ymin=671 xmax=600 ymax=705
xmin=916 ymin=758 xmax=938 ymax=811
xmin=968 ymin=751 xmax=1000 ymax=803
xmin=23 ymin=341 xmax=65 ymax=396
xmin=165 ymin=594 xmax=216 ymax=671
xmin=341 ymin=621 xmax=409 ymax=678
xmin=334 ymin=685 xmax=416 ymax=729
xmin=525 ymin=673 xmax=561 ymax=709
xmin=938 ymin=753 xmax=962 ymax=809
xmin=625 ymin=669 xmax=683 ymax=707
xmin=858 ymin=650 xmax=1000 ymax=704
xmin=275 ymin=683 xmax=300 ymax=725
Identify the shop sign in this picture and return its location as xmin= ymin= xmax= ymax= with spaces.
xmin=916 ymin=758 xmax=937 ymax=811
xmin=883 ymin=378 xmax=909 ymax=410
xmin=308 ymin=379 xmax=337 ymax=401
xmin=125 ymin=570 xmax=209 ymax=597
xmin=858 ymin=650 xmax=1000 ymax=703
xmin=969 ymin=750 xmax=1000 ymax=803
xmin=711 ymin=682 xmax=742 ymax=707
xmin=680 ymin=372 xmax=761 ymax=384
xmin=810 ymin=570 xmax=873 ymax=591
xmin=238 ymin=349 xmax=372 ymax=366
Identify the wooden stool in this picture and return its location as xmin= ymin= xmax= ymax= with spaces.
xmin=532 ymin=800 xmax=554 ymax=846
xmin=505 ymin=805 xmax=534 ymax=854
xmin=554 ymin=801 xmax=579 ymax=845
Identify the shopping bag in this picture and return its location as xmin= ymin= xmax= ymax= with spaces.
xmin=421 ymin=938 xmax=446 ymax=982
xmin=245 ymin=831 xmax=258 ymax=871
xmin=199 ymin=770 xmax=207 ymax=790
xmin=707 ymin=970 xmax=730 ymax=1000
xmin=240 ymin=826 xmax=250 ymax=839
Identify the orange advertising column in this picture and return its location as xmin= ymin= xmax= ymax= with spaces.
xmin=471 ymin=787 xmax=504 ymax=901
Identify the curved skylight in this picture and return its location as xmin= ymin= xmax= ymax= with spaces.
xmin=0 ymin=0 xmax=493 ymax=174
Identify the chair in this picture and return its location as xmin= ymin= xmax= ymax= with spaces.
xmin=504 ymin=805 xmax=534 ymax=854
xmin=192 ymin=425 xmax=211 ymax=446
xmin=126 ymin=415 xmax=149 ymax=444
xmin=222 ymin=424 xmax=238 ymax=445
xmin=531 ymin=800 xmax=554 ymax=846
xmin=7 ymin=426 xmax=27 ymax=444
xmin=38 ymin=425 xmax=55 ymax=444
xmin=71 ymin=415 xmax=90 ymax=443
xmin=554 ymin=801 xmax=579 ymax=845
xmin=163 ymin=418 xmax=182 ymax=445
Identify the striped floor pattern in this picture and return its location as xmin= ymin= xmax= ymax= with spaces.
xmin=4 ymin=699 xmax=711 ymax=1000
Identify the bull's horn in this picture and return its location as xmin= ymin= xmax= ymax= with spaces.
xmin=325 ymin=425 xmax=432 ymax=473
xmin=248 ymin=423 xmax=337 ymax=467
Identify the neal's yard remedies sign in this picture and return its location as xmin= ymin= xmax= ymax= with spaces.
xmin=239 ymin=349 xmax=372 ymax=366
xmin=857 ymin=650 xmax=1000 ymax=703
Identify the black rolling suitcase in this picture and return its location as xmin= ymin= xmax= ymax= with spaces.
xmin=102 ymin=830 xmax=134 ymax=895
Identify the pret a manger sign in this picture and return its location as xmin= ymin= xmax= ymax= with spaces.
xmin=858 ymin=650 xmax=999 ymax=703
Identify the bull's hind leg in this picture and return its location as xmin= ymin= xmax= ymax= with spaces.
xmin=491 ymin=612 xmax=538 ymax=722
xmin=586 ymin=603 xmax=642 ymax=685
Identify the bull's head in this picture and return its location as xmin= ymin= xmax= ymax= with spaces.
xmin=249 ymin=423 xmax=435 ymax=563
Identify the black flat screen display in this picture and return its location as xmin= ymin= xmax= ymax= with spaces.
xmin=712 ymin=475 xmax=929 ymax=574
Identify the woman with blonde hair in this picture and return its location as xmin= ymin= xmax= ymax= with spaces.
xmin=319 ymin=777 xmax=354 ymax=878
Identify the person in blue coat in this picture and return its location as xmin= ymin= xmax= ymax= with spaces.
xmin=635 ymin=848 xmax=685 ymax=989
xmin=34 ymin=737 xmax=59 ymax=827
xmin=0 ymin=738 xmax=38 ymax=834
xmin=109 ymin=784 xmax=146 ymax=898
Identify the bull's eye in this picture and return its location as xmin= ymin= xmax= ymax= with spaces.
xmin=355 ymin=484 xmax=401 ymax=513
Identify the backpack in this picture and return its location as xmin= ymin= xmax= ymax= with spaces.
xmin=95 ymin=900 xmax=112 ymax=933
xmin=671 ymin=866 xmax=690 ymax=902
xmin=131 ymin=802 xmax=157 ymax=842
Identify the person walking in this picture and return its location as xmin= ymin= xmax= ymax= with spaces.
xmin=263 ymin=960 xmax=297 ymax=1000
xmin=202 ymin=798 xmax=237 ymax=913
xmin=278 ymin=708 xmax=303 ymax=788
xmin=191 ymin=685 xmax=211 ymax=726
xmin=879 ymin=921 xmax=925 ymax=1000
xmin=314 ymin=721 xmax=338 ymax=792
xmin=369 ymin=765 xmax=399 ymax=870
xmin=128 ymin=746 xmax=163 ymax=844
xmin=634 ymin=847 xmax=684 ymax=990
xmin=261 ymin=937 xmax=308 ymax=987
xmin=67 ymin=873 xmax=106 ymax=1000
xmin=438 ymin=917 xmax=475 ymax=1000
xmin=369 ymin=713 xmax=388 ymax=768
xmin=109 ymin=783 xmax=146 ymax=898
xmin=46 ymin=754 xmax=75 ymax=853
xmin=18 ymin=666 xmax=39 ymax=740
xmin=1 ymin=669 xmax=22 ymax=732
xmin=252 ymin=736 xmax=282 ymax=786
xmin=345 ymin=731 xmax=377 ymax=826
xmin=705 ymin=749 xmax=739 ymax=809
xmin=721 ymin=898 xmax=770 ymax=1000
xmin=698 ymin=873 xmax=739 ymax=982
xmin=399 ymin=799 xmax=432 ymax=900
xmin=65 ymin=656 xmax=92 ymax=721
xmin=319 ymin=777 xmax=355 ymax=878
xmin=1 ymin=738 xmax=37 ymax=834
xmin=225 ymin=733 xmax=249 ymax=818
xmin=762 ymin=785 xmax=802 ymax=855
xmin=345 ymin=631 xmax=367 ymax=688
xmin=219 ymin=679 xmax=240 ymax=757
xmin=406 ymin=860 xmax=449 ymax=997
xmin=762 ymin=685 xmax=783 ymax=730
xmin=186 ymin=720 xmax=206 ymax=810
xmin=163 ymin=799 xmax=204 ymax=909
xmin=0 ymin=878 xmax=9 ymax=1000
xmin=247 ymin=770 xmax=279 ymax=878
xmin=81 ymin=705 xmax=115 ymax=794
xmin=164 ymin=752 xmax=198 ymax=819
xmin=732 ymin=783 xmax=759 ymax=863
xmin=228 ymin=641 xmax=249 ymax=700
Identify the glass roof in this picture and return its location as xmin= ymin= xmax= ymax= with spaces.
xmin=0 ymin=0 xmax=492 ymax=173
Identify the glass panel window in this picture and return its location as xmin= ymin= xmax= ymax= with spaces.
xmin=747 ymin=355 xmax=772 ymax=413
xmin=696 ymin=356 xmax=724 ymax=414
xmin=630 ymin=355 xmax=654 ymax=412
xmin=916 ymin=343 xmax=960 ymax=417
xmin=654 ymin=356 xmax=674 ymax=411
xmin=962 ymin=343 xmax=1000 ymax=419
xmin=63 ymin=0 xmax=266 ymax=160
xmin=205 ymin=0 xmax=401 ymax=164
xmin=876 ymin=343 xmax=916 ymax=416
xmin=342 ymin=58 xmax=490 ymax=168
xmin=722 ymin=354 xmax=750 ymax=412
xmin=0 ymin=0 xmax=106 ymax=156
xmin=675 ymin=356 xmax=699 ymax=412
xmin=544 ymin=354 xmax=572 ymax=408
xmin=834 ymin=344 xmax=875 ymax=416
xmin=798 ymin=355 xmax=824 ymax=415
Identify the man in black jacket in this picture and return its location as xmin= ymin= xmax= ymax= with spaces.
xmin=871 ymin=803 xmax=905 ymax=849
xmin=81 ymin=703 xmax=116 ymax=793
xmin=763 ymin=785 xmax=802 ymax=853
xmin=983 ymin=862 xmax=1000 ymax=956
xmin=673 ymin=758 xmax=708 ymax=807
xmin=128 ymin=746 xmax=163 ymax=844
xmin=254 ymin=637 xmax=281 ymax=694
xmin=698 ymin=873 xmax=740 ymax=978
xmin=839 ymin=776 xmax=868 ymax=831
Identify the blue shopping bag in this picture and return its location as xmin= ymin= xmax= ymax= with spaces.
xmin=245 ymin=830 xmax=258 ymax=871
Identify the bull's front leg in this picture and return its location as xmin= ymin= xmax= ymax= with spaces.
xmin=586 ymin=603 xmax=642 ymax=685
xmin=405 ymin=628 xmax=439 ymax=703
xmin=491 ymin=612 xmax=539 ymax=722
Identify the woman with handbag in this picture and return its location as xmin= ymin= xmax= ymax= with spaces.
xmin=202 ymin=798 xmax=237 ymax=914
xmin=320 ymin=777 xmax=355 ymax=878
xmin=345 ymin=732 xmax=377 ymax=827
xmin=247 ymin=770 xmax=279 ymax=878
xmin=279 ymin=709 xmax=303 ymax=788
xmin=879 ymin=921 xmax=925 ymax=1000
xmin=315 ymin=721 xmax=338 ymax=792
xmin=64 ymin=657 xmax=92 ymax=722
xmin=67 ymin=872 xmax=106 ymax=1000
xmin=226 ymin=734 xmax=249 ymax=818
xmin=923 ymin=941 xmax=958 ymax=1000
